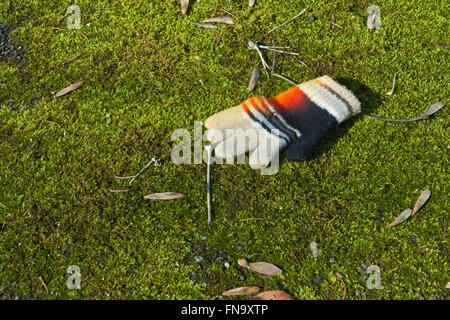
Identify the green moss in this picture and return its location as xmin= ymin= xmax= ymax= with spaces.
xmin=0 ymin=0 xmax=448 ymax=299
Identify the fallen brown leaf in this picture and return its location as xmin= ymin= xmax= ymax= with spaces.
xmin=250 ymin=290 xmax=294 ymax=300
xmin=181 ymin=0 xmax=189 ymax=15
xmin=421 ymin=102 xmax=444 ymax=119
xmin=144 ymin=192 xmax=185 ymax=200
xmin=248 ymin=262 xmax=283 ymax=276
xmin=222 ymin=286 xmax=260 ymax=296
xmin=387 ymin=209 xmax=412 ymax=228
xmin=189 ymin=22 xmax=217 ymax=29
xmin=411 ymin=189 xmax=431 ymax=216
xmin=237 ymin=258 xmax=249 ymax=268
xmin=203 ymin=16 xmax=233 ymax=25
xmin=56 ymin=81 xmax=84 ymax=97
xmin=248 ymin=67 xmax=260 ymax=92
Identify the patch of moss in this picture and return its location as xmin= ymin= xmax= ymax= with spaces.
xmin=0 ymin=0 xmax=448 ymax=299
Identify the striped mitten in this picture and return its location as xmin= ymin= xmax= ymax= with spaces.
xmin=204 ymin=75 xmax=361 ymax=169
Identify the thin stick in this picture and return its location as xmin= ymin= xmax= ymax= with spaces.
xmin=114 ymin=175 xmax=136 ymax=180
xmin=0 ymin=222 xmax=5 ymax=233
xmin=205 ymin=146 xmax=212 ymax=224
xmin=63 ymin=52 xmax=83 ymax=65
xmin=258 ymin=45 xmax=299 ymax=56
xmin=220 ymin=9 xmax=235 ymax=16
xmin=290 ymin=250 xmax=301 ymax=267
xmin=362 ymin=114 xmax=418 ymax=122
xmin=387 ymin=74 xmax=397 ymax=95
xmin=39 ymin=276 xmax=49 ymax=293
xmin=129 ymin=159 xmax=155 ymax=185
xmin=248 ymin=42 xmax=270 ymax=73
xmin=260 ymin=45 xmax=291 ymax=50
xmin=109 ymin=189 xmax=129 ymax=193
xmin=254 ymin=47 xmax=270 ymax=76
xmin=335 ymin=272 xmax=347 ymax=300
xmin=41 ymin=119 xmax=59 ymax=125
xmin=268 ymin=8 xmax=306 ymax=34
xmin=331 ymin=22 xmax=343 ymax=28
xmin=68 ymin=110 xmax=77 ymax=124
xmin=52 ymin=27 xmax=66 ymax=31
xmin=239 ymin=218 xmax=265 ymax=222
xmin=296 ymin=57 xmax=308 ymax=67
xmin=57 ymin=12 xmax=69 ymax=23
xmin=64 ymin=166 xmax=74 ymax=177
xmin=263 ymin=48 xmax=299 ymax=56
xmin=79 ymin=30 xmax=89 ymax=40
xmin=364 ymin=101 xmax=444 ymax=122
xmin=271 ymin=40 xmax=277 ymax=73
xmin=272 ymin=72 xmax=296 ymax=85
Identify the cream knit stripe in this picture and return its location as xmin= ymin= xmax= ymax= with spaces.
xmin=316 ymin=76 xmax=361 ymax=114
xmin=298 ymin=81 xmax=347 ymax=122
xmin=311 ymin=81 xmax=349 ymax=120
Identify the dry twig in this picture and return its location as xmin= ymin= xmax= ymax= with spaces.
xmin=39 ymin=276 xmax=49 ymax=293
xmin=335 ymin=272 xmax=347 ymax=300
xmin=268 ymin=9 xmax=306 ymax=33
xmin=239 ymin=218 xmax=265 ymax=222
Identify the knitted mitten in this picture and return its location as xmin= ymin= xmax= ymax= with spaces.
xmin=204 ymin=75 xmax=361 ymax=169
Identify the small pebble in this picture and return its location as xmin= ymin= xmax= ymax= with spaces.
xmin=308 ymin=15 xmax=316 ymax=21
xmin=224 ymin=262 xmax=230 ymax=268
xmin=310 ymin=241 xmax=320 ymax=258
xmin=240 ymin=275 xmax=246 ymax=281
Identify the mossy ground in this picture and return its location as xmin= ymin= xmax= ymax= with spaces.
xmin=0 ymin=0 xmax=448 ymax=300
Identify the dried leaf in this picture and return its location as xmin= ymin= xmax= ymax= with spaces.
xmin=250 ymin=290 xmax=294 ymax=300
xmin=422 ymin=102 xmax=444 ymax=119
xmin=248 ymin=262 xmax=283 ymax=276
xmin=189 ymin=22 xmax=218 ymax=29
xmin=143 ymin=192 xmax=185 ymax=200
xmin=387 ymin=209 xmax=412 ymax=228
xmin=364 ymin=101 xmax=445 ymax=122
xmin=222 ymin=286 xmax=260 ymax=296
xmin=181 ymin=0 xmax=189 ymax=15
xmin=203 ymin=16 xmax=233 ymax=25
xmin=55 ymin=81 xmax=84 ymax=97
xmin=411 ymin=189 xmax=431 ymax=216
xmin=237 ymin=258 xmax=249 ymax=268
xmin=248 ymin=67 xmax=260 ymax=92
xmin=249 ymin=0 xmax=255 ymax=7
